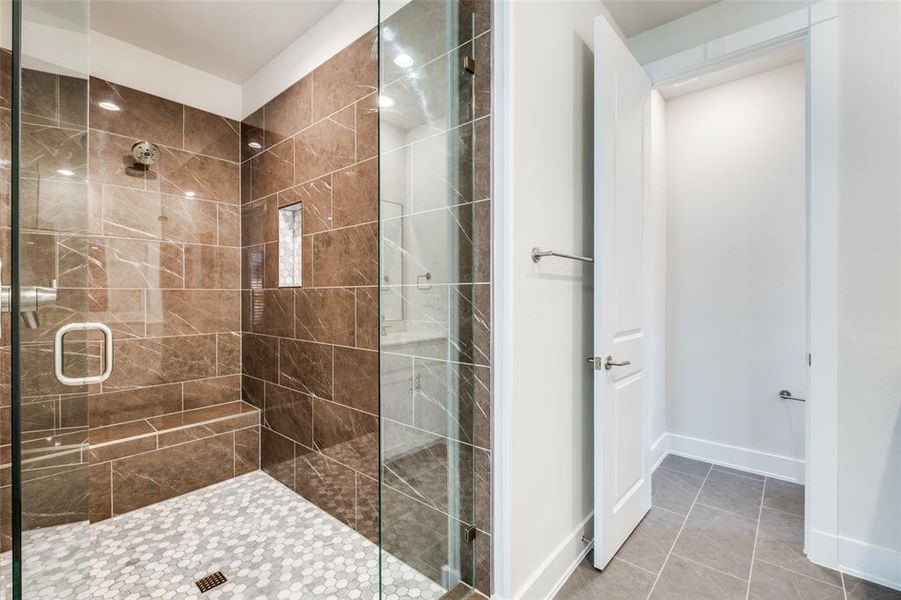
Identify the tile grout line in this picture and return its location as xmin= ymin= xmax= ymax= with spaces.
xmin=744 ymin=476 xmax=767 ymax=599
xmin=645 ymin=463 xmax=713 ymax=599
xmin=755 ymin=558 xmax=846 ymax=590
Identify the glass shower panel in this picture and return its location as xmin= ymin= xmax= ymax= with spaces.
xmin=379 ymin=0 xmax=490 ymax=597
xmin=7 ymin=0 xmax=93 ymax=597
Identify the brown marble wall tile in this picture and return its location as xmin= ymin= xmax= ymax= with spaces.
xmin=277 ymin=176 xmax=332 ymax=234
xmin=333 ymin=347 xmax=378 ymax=414
xmin=90 ymin=77 xmax=184 ymax=148
xmin=295 ymin=449 xmax=356 ymax=527
xmin=354 ymin=287 xmax=378 ymax=351
xmin=332 ymin=158 xmax=377 ymax=227
xmin=19 ymin=178 xmax=101 ymax=234
xmin=312 ymin=399 xmax=377 ymax=478
xmin=242 ymin=245 xmax=266 ymax=289
xmin=90 ymin=462 xmax=112 ymax=522
xmin=261 ymin=426 xmax=295 ymax=490
xmin=251 ymin=138 xmax=294 ymax=200
xmin=242 ymin=375 xmax=265 ymax=409
xmin=279 ymin=339 xmax=333 ymax=399
xmin=355 ymin=93 xmax=378 ymax=162
xmin=262 ymin=242 xmax=281 ymax=288
xmin=0 ymin=49 xmax=11 ymax=110
xmin=102 ymin=186 xmax=219 ymax=244
xmin=380 ymin=485 xmax=449 ymax=584
xmin=22 ymin=464 xmax=90 ymax=530
xmin=59 ymin=236 xmax=185 ymax=289
xmin=263 ymin=382 xmax=313 ymax=448
xmin=150 ymin=145 xmax=239 ymax=204
xmin=22 ymin=69 xmax=58 ymax=125
xmin=217 ymin=203 xmax=241 ymax=246
xmin=265 ymin=77 xmax=312 ymax=146
xmin=104 ymin=334 xmax=218 ymax=389
xmin=474 ymin=33 xmax=491 ymax=119
xmin=293 ymin=106 xmax=355 ymax=184
xmin=242 ymin=333 xmax=279 ymax=384
xmin=21 ymin=123 xmax=88 ymax=181
xmin=355 ymin=473 xmax=379 ymax=543
xmin=111 ymin=433 xmax=233 ymax=514
xmin=183 ymin=375 xmax=242 ymax=410
xmin=246 ymin=289 xmax=294 ymax=337
xmin=311 ymin=222 xmax=378 ymax=287
xmin=21 ymin=288 xmax=145 ymax=344
xmin=241 ymin=194 xmax=278 ymax=246
xmin=59 ymin=75 xmax=88 ymax=129
xmin=145 ymin=289 xmax=240 ymax=336
xmin=311 ymin=31 xmax=377 ymax=122
xmin=217 ymin=332 xmax=242 ymax=375
xmin=235 ymin=427 xmax=260 ymax=475
xmin=294 ymin=288 xmax=355 ymax=346
xmin=184 ymin=245 xmax=240 ymax=289
xmin=88 ymin=129 xmax=146 ymax=189
xmin=184 ymin=106 xmax=239 ymax=162
xmin=89 ymin=383 xmax=182 ymax=427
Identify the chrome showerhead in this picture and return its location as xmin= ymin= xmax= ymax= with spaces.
xmin=131 ymin=140 xmax=161 ymax=166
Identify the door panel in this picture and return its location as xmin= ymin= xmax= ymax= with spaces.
xmin=592 ymin=14 xmax=652 ymax=570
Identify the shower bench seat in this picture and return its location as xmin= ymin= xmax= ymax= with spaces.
xmin=87 ymin=400 xmax=261 ymax=520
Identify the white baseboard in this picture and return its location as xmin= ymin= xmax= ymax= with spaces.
xmin=807 ymin=531 xmax=901 ymax=592
xmin=510 ymin=513 xmax=593 ymax=600
xmin=660 ymin=432 xmax=805 ymax=483
xmin=650 ymin=432 xmax=669 ymax=472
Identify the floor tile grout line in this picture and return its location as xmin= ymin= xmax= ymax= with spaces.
xmin=612 ymin=556 xmax=659 ymax=578
xmin=755 ymin=558 xmax=846 ymax=590
xmin=669 ymin=551 xmax=750 ymax=584
xmin=645 ymin=463 xmax=713 ymax=599
xmin=744 ymin=476 xmax=767 ymax=599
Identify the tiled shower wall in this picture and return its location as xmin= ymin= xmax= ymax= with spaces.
xmin=0 ymin=61 xmax=254 ymax=547
xmin=239 ymin=31 xmax=381 ymax=539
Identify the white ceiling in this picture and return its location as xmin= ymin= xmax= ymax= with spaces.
xmin=604 ymin=0 xmax=719 ymax=37
xmin=90 ymin=0 xmax=342 ymax=83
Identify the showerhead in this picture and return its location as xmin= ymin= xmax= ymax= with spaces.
xmin=131 ymin=140 xmax=161 ymax=166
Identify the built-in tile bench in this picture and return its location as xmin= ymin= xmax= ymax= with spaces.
xmin=88 ymin=401 xmax=260 ymax=521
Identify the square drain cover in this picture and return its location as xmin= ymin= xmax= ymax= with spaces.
xmin=195 ymin=571 xmax=227 ymax=593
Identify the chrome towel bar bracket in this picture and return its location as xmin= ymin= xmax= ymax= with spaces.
xmin=531 ymin=247 xmax=594 ymax=264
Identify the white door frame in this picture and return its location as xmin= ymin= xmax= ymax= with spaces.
xmin=639 ymin=3 xmax=841 ymax=572
xmin=490 ymin=2 xmax=841 ymax=596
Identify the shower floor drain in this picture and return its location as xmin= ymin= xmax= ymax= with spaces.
xmin=195 ymin=571 xmax=227 ymax=593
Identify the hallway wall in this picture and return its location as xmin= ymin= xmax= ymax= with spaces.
xmin=664 ymin=61 xmax=807 ymax=469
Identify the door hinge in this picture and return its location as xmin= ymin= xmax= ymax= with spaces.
xmin=808 ymin=353 xmax=812 ymax=366
xmin=466 ymin=526 xmax=477 ymax=543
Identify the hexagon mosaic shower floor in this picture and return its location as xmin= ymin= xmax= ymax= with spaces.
xmin=0 ymin=471 xmax=446 ymax=599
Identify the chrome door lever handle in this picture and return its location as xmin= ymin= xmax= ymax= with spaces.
xmin=603 ymin=355 xmax=630 ymax=370
xmin=778 ymin=390 xmax=806 ymax=402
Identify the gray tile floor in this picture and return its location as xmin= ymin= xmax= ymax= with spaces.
xmin=557 ymin=455 xmax=901 ymax=600
xmin=0 ymin=471 xmax=446 ymax=600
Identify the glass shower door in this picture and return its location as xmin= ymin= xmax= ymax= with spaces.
xmin=4 ymin=0 xmax=94 ymax=596
xmin=378 ymin=0 xmax=491 ymax=597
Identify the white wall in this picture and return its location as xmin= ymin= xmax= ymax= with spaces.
xmin=499 ymin=2 xmax=620 ymax=598
xmin=664 ymin=62 xmax=807 ymax=470
xmin=835 ymin=0 xmax=901 ymax=585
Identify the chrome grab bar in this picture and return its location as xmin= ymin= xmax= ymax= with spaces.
xmin=531 ymin=247 xmax=594 ymax=264
xmin=54 ymin=322 xmax=114 ymax=386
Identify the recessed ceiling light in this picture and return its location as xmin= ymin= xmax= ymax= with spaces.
xmin=378 ymin=95 xmax=396 ymax=108
xmin=98 ymin=101 xmax=120 ymax=111
xmin=248 ymin=141 xmax=262 ymax=150
xmin=185 ymin=191 xmax=196 ymax=198
xmin=393 ymin=53 xmax=414 ymax=69
xmin=56 ymin=169 xmax=74 ymax=177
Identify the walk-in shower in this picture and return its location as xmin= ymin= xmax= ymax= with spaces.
xmin=0 ymin=0 xmax=492 ymax=598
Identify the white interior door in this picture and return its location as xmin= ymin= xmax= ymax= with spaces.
xmin=592 ymin=14 xmax=652 ymax=570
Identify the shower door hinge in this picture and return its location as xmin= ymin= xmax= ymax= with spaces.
xmin=466 ymin=526 xmax=477 ymax=543
xmin=808 ymin=353 xmax=812 ymax=366
xmin=463 ymin=56 xmax=476 ymax=75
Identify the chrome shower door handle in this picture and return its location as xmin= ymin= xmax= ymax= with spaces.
xmin=54 ymin=322 xmax=114 ymax=386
